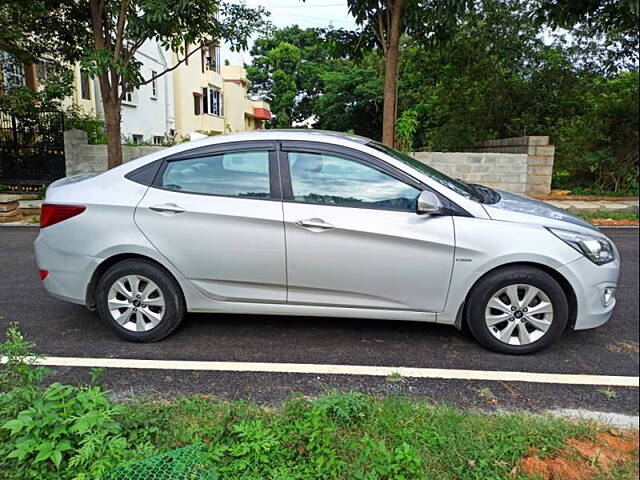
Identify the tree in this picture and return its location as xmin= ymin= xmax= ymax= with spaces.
xmin=0 ymin=0 xmax=87 ymax=64
xmin=1 ymin=0 xmax=266 ymax=168
xmin=83 ymin=0 xmax=266 ymax=168
xmin=346 ymin=0 xmax=468 ymax=146
xmin=246 ymin=26 xmax=355 ymax=127
xmin=534 ymin=0 xmax=640 ymax=73
xmin=264 ymin=42 xmax=301 ymax=128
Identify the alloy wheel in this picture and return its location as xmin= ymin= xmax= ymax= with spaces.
xmin=107 ymin=275 xmax=165 ymax=332
xmin=484 ymin=284 xmax=554 ymax=346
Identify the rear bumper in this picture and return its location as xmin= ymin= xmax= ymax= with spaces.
xmin=558 ymin=255 xmax=620 ymax=330
xmin=34 ymin=232 xmax=97 ymax=305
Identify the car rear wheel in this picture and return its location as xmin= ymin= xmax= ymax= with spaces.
xmin=465 ymin=266 xmax=568 ymax=354
xmin=96 ymin=259 xmax=185 ymax=342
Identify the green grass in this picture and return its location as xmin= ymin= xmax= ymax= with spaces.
xmin=575 ymin=211 xmax=639 ymax=221
xmin=1 ymin=327 xmax=637 ymax=480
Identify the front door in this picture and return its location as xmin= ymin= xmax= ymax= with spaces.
xmin=280 ymin=144 xmax=455 ymax=312
xmin=135 ymin=145 xmax=286 ymax=303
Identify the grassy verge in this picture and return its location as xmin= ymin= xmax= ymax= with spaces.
xmin=575 ymin=211 xmax=639 ymax=221
xmin=1 ymin=327 xmax=638 ymax=479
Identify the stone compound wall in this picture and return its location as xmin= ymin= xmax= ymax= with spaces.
xmin=64 ymin=129 xmax=165 ymax=175
xmin=474 ymin=136 xmax=555 ymax=195
xmin=411 ymin=152 xmax=528 ymax=195
xmin=64 ymin=129 xmax=550 ymax=197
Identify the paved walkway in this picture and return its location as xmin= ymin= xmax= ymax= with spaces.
xmin=545 ymin=199 xmax=638 ymax=212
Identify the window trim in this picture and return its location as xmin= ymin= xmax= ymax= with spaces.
xmin=151 ymin=141 xmax=281 ymax=201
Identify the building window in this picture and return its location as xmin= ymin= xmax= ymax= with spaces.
xmin=153 ymin=135 xmax=165 ymax=145
xmin=202 ymin=86 xmax=223 ymax=116
xmin=193 ymin=92 xmax=202 ymax=115
xmin=36 ymin=61 xmax=52 ymax=84
xmin=204 ymin=45 xmax=220 ymax=73
xmin=123 ymin=85 xmax=136 ymax=105
xmin=0 ymin=51 xmax=26 ymax=90
xmin=80 ymin=71 xmax=91 ymax=100
xmin=131 ymin=134 xmax=144 ymax=144
xmin=150 ymin=71 xmax=157 ymax=98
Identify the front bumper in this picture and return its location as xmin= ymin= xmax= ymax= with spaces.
xmin=34 ymin=232 xmax=98 ymax=305
xmin=558 ymin=255 xmax=620 ymax=330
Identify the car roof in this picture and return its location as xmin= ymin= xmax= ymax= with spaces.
xmin=201 ymin=129 xmax=372 ymax=145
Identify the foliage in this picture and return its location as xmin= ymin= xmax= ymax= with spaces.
xmin=247 ymin=26 xmax=354 ymax=128
xmin=575 ymin=211 xmax=639 ymax=222
xmin=0 ymin=325 xmax=48 ymax=392
xmin=0 ymin=328 xmax=612 ymax=479
xmin=395 ymin=109 xmax=419 ymax=152
xmin=314 ymin=52 xmax=384 ymax=139
xmin=553 ymin=70 xmax=639 ymax=193
xmin=247 ymin=1 xmax=637 ymax=192
xmin=64 ymin=107 xmax=108 ymax=145
xmin=0 ymin=0 xmax=87 ymax=64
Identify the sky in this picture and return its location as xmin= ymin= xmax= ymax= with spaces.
xmin=221 ymin=0 xmax=358 ymax=65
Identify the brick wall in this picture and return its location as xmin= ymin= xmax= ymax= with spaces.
xmin=474 ymin=136 xmax=555 ymax=195
xmin=64 ymin=129 xmax=165 ymax=176
xmin=410 ymin=152 xmax=529 ymax=195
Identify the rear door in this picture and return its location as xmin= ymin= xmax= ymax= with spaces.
xmin=279 ymin=142 xmax=455 ymax=312
xmin=135 ymin=141 xmax=286 ymax=303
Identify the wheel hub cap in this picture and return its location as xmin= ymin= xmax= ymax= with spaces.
xmin=484 ymin=284 xmax=554 ymax=346
xmin=107 ymin=275 xmax=165 ymax=332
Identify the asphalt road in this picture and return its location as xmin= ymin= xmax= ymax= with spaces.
xmin=1 ymin=226 xmax=638 ymax=414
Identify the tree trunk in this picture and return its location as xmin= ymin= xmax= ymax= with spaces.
xmin=103 ymin=97 xmax=123 ymax=169
xmin=381 ymin=0 xmax=405 ymax=147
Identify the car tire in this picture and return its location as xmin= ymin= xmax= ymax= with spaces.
xmin=465 ymin=266 xmax=569 ymax=355
xmin=95 ymin=259 xmax=185 ymax=342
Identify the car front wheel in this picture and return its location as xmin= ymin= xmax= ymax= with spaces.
xmin=95 ymin=259 xmax=185 ymax=342
xmin=466 ymin=266 xmax=569 ymax=354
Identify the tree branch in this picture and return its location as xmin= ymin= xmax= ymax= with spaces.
xmin=133 ymin=46 xmax=204 ymax=87
xmin=113 ymin=0 xmax=132 ymax=62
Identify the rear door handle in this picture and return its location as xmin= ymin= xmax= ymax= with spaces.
xmin=149 ymin=204 xmax=185 ymax=214
xmin=294 ymin=218 xmax=334 ymax=231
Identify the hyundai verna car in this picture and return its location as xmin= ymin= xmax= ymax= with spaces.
xmin=34 ymin=130 xmax=619 ymax=354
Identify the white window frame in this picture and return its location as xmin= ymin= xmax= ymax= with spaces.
xmin=202 ymin=86 xmax=223 ymax=117
xmin=122 ymin=85 xmax=137 ymax=106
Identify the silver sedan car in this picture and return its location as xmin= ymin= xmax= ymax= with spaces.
xmin=34 ymin=130 xmax=619 ymax=354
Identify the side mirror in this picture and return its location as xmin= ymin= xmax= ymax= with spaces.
xmin=416 ymin=191 xmax=444 ymax=215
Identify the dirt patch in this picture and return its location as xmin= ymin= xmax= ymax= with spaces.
xmin=605 ymin=341 xmax=640 ymax=355
xmin=590 ymin=219 xmax=639 ymax=227
xmin=517 ymin=430 xmax=639 ymax=479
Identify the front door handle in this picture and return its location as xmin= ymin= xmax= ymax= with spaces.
xmin=149 ymin=204 xmax=185 ymax=214
xmin=294 ymin=218 xmax=334 ymax=231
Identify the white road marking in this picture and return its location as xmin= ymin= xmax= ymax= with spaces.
xmin=2 ymin=356 xmax=638 ymax=387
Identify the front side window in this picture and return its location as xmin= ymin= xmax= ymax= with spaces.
xmin=161 ymin=150 xmax=270 ymax=199
xmin=368 ymin=142 xmax=482 ymax=201
xmin=287 ymin=151 xmax=420 ymax=212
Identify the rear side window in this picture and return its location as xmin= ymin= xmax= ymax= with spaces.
xmin=161 ymin=151 xmax=270 ymax=199
xmin=287 ymin=151 xmax=421 ymax=211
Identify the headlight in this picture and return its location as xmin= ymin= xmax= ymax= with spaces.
xmin=548 ymin=228 xmax=615 ymax=265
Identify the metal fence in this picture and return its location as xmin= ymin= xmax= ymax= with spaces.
xmin=0 ymin=109 xmax=66 ymax=190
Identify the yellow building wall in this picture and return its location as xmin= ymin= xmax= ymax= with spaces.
xmin=61 ymin=64 xmax=97 ymax=115
xmin=173 ymin=46 xmax=225 ymax=138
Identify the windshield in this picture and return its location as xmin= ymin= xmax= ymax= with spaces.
xmin=368 ymin=142 xmax=482 ymax=201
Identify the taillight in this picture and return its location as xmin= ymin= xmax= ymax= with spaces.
xmin=40 ymin=204 xmax=86 ymax=228
xmin=39 ymin=270 xmax=49 ymax=280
